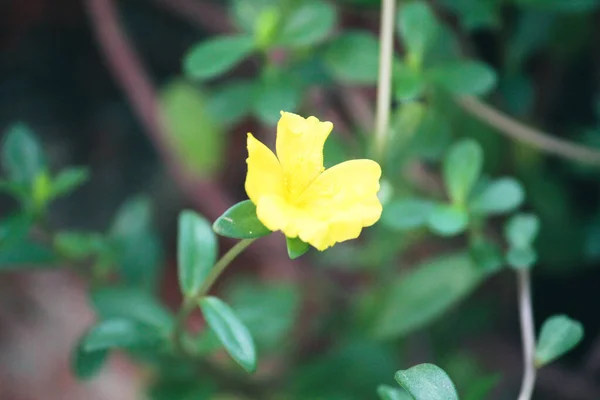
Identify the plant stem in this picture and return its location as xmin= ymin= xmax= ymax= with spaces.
xmin=374 ymin=0 xmax=396 ymax=160
xmin=517 ymin=269 xmax=537 ymax=400
xmin=172 ymin=238 xmax=256 ymax=355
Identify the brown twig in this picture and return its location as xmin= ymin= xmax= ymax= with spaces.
xmin=458 ymin=96 xmax=600 ymax=166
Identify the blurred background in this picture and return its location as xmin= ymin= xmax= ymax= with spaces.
xmin=1 ymin=0 xmax=600 ymax=399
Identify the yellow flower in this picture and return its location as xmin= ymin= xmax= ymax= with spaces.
xmin=245 ymin=111 xmax=382 ymax=251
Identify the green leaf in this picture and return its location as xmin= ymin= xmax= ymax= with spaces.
xmin=429 ymin=61 xmax=497 ymax=95
xmin=82 ymin=318 xmax=163 ymax=352
xmin=395 ymin=363 xmax=459 ymax=400
xmin=91 ymin=287 xmax=174 ymax=333
xmin=213 ymin=200 xmax=272 ymax=239
xmin=51 ymin=167 xmax=89 ymax=199
xmin=324 ymin=31 xmax=380 ymax=84
xmin=71 ymin=336 xmax=108 ymax=380
xmin=470 ymin=177 xmax=525 ymax=215
xmin=178 ymin=210 xmax=218 ymax=297
xmin=0 ymin=240 xmax=56 ymax=269
xmin=439 ymin=0 xmax=500 ymax=31
xmin=207 ymin=80 xmax=255 ymax=125
xmin=469 ymin=238 xmax=503 ymax=272
xmin=0 ymin=214 xmax=32 ymax=247
xmin=504 ymin=213 xmax=540 ymax=248
xmin=374 ymin=253 xmax=486 ymax=338
xmin=535 ymin=315 xmax=584 ymax=367
xmin=110 ymin=196 xmax=152 ymax=238
xmin=412 ymin=107 xmax=452 ymax=161
xmin=277 ymin=0 xmax=337 ymax=47
xmin=377 ymin=385 xmax=412 ymax=400
xmin=443 ymin=139 xmax=483 ymax=205
xmin=286 ymin=237 xmax=310 ymax=259
xmin=253 ymin=72 xmax=303 ymax=125
xmin=1 ymin=122 xmax=46 ymax=185
xmin=394 ymin=63 xmax=426 ymax=101
xmin=199 ymin=296 xmax=257 ymax=373
xmin=183 ymin=35 xmax=255 ymax=80
xmin=230 ymin=0 xmax=277 ymax=33
xmin=427 ymin=204 xmax=469 ymax=236
xmin=54 ymin=231 xmax=105 ymax=261
xmin=514 ymin=0 xmax=600 ymax=13
xmin=506 ymin=246 xmax=537 ymax=270
xmin=397 ymin=1 xmax=439 ymax=66
xmin=381 ymin=198 xmax=434 ymax=231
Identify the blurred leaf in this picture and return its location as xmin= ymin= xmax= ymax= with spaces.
xmin=150 ymin=379 xmax=216 ymax=400
xmin=443 ymin=139 xmax=483 ymax=206
xmin=1 ymin=122 xmax=46 ymax=186
xmin=429 ymin=61 xmax=497 ymax=95
xmin=427 ymin=204 xmax=469 ymax=236
xmin=397 ymin=1 xmax=438 ymax=66
xmin=0 ymin=240 xmax=55 ymax=269
xmin=0 ymin=214 xmax=31 ymax=247
xmin=199 ymin=296 xmax=257 ymax=373
xmin=71 ymin=335 xmax=108 ymax=380
xmin=213 ymin=200 xmax=271 ymax=239
xmin=506 ymin=12 xmax=553 ymax=71
xmin=506 ymin=246 xmax=537 ymax=269
xmin=226 ymin=280 xmax=300 ymax=351
xmin=412 ymin=107 xmax=452 ymax=161
xmin=381 ymin=197 xmax=434 ymax=231
xmin=54 ymin=231 xmax=105 ymax=261
xmin=91 ymin=287 xmax=174 ymax=333
xmin=207 ymin=80 xmax=255 ymax=125
xmin=287 ymin=237 xmax=310 ymax=259
xmin=374 ymin=253 xmax=486 ymax=338
xmin=470 ymin=177 xmax=525 ymax=215
xmin=504 ymin=213 xmax=540 ymax=248
xmin=395 ymin=363 xmax=459 ymax=400
xmin=230 ymin=0 xmax=277 ymax=33
xmin=83 ymin=318 xmax=163 ymax=352
xmin=277 ymin=0 xmax=337 ymax=47
xmin=439 ymin=0 xmax=500 ymax=31
xmin=535 ymin=315 xmax=584 ymax=367
xmin=178 ymin=210 xmax=218 ymax=297
xmin=253 ymin=72 xmax=303 ymax=125
xmin=388 ymin=102 xmax=427 ymax=165
xmin=161 ymin=80 xmax=225 ymax=177
xmin=0 ymin=180 xmax=27 ymax=199
xmin=377 ymin=385 xmax=412 ymax=400
xmin=394 ymin=63 xmax=426 ymax=101
xmin=469 ymin=238 xmax=503 ymax=272
xmin=514 ymin=0 xmax=600 ymax=12
xmin=324 ymin=31 xmax=379 ymax=84
xmin=51 ymin=167 xmax=89 ymax=199
xmin=110 ymin=196 xmax=151 ymax=238
xmin=500 ymin=74 xmax=535 ymax=117
xmin=463 ymin=374 xmax=500 ymax=400
xmin=183 ymin=35 xmax=255 ymax=80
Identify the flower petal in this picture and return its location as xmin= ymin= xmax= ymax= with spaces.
xmin=245 ymin=133 xmax=285 ymax=204
xmin=275 ymin=111 xmax=333 ymax=196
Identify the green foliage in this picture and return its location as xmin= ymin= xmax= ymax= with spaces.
xmin=443 ymin=139 xmax=483 ymax=206
xmin=324 ymin=31 xmax=380 ymax=84
xmin=1 ymin=122 xmax=46 ymax=186
xmin=199 ymin=296 xmax=257 ymax=373
xmin=253 ymin=70 xmax=303 ymax=124
xmin=381 ymin=197 xmax=434 ymax=231
xmin=469 ymin=178 xmax=525 ymax=216
xmin=183 ymin=35 xmax=255 ymax=80
xmin=504 ymin=213 xmax=540 ymax=269
xmin=276 ymin=0 xmax=337 ymax=47
xmin=398 ymin=1 xmax=439 ymax=67
xmin=50 ymin=167 xmax=89 ymax=199
xmin=178 ymin=210 xmax=218 ymax=297
xmin=207 ymin=80 xmax=256 ymax=125
xmin=535 ymin=315 xmax=584 ymax=367
xmin=373 ymin=253 xmax=487 ymax=338
xmin=71 ymin=337 xmax=108 ymax=380
xmin=429 ymin=61 xmax=497 ymax=95
xmin=82 ymin=318 xmax=164 ymax=352
xmin=286 ymin=236 xmax=310 ymax=259
xmin=377 ymin=385 xmax=412 ymax=400
xmin=212 ymin=200 xmax=272 ymax=239
xmin=427 ymin=204 xmax=469 ymax=236
xmin=395 ymin=363 xmax=459 ymax=400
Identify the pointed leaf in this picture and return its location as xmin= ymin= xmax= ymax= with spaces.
xmin=82 ymin=318 xmax=163 ymax=352
xmin=51 ymin=167 xmax=89 ymax=199
xmin=199 ymin=296 xmax=257 ymax=373
xmin=1 ymin=123 xmax=46 ymax=185
xmin=395 ymin=363 xmax=459 ymax=400
xmin=536 ymin=315 xmax=584 ymax=367
xmin=213 ymin=200 xmax=271 ymax=239
xmin=71 ymin=335 xmax=108 ymax=380
xmin=443 ymin=139 xmax=483 ymax=205
xmin=286 ymin=237 xmax=309 ymax=259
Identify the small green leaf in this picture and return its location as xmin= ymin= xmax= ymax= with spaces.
xmin=427 ymin=204 xmax=469 ymax=236
xmin=324 ymin=31 xmax=380 ymax=84
xmin=82 ymin=319 xmax=163 ymax=352
xmin=535 ymin=315 xmax=584 ymax=367
xmin=199 ymin=296 xmax=257 ymax=373
xmin=374 ymin=253 xmax=486 ymax=338
xmin=506 ymin=246 xmax=537 ymax=270
xmin=51 ymin=167 xmax=89 ymax=199
xmin=394 ymin=63 xmax=426 ymax=101
xmin=412 ymin=108 xmax=452 ymax=161
xmin=54 ymin=231 xmax=105 ymax=261
xmin=71 ymin=336 xmax=108 ymax=380
xmin=178 ymin=210 xmax=218 ymax=297
xmin=470 ymin=177 xmax=525 ymax=215
xmin=91 ymin=287 xmax=174 ymax=333
xmin=230 ymin=0 xmax=277 ymax=33
xmin=213 ymin=200 xmax=272 ymax=239
xmin=0 ymin=214 xmax=32 ymax=247
xmin=183 ymin=35 xmax=255 ymax=80
xmin=0 ymin=240 xmax=56 ymax=269
xmin=397 ymin=1 xmax=438 ymax=67
xmin=286 ymin=237 xmax=310 ymax=259
xmin=443 ymin=139 xmax=483 ymax=206
xmin=1 ymin=122 xmax=46 ymax=185
xmin=395 ymin=363 xmax=459 ymax=400
xmin=277 ymin=0 xmax=337 ymax=47
xmin=207 ymin=80 xmax=256 ymax=125
xmin=429 ymin=61 xmax=497 ymax=95
xmin=377 ymin=385 xmax=412 ymax=400
xmin=469 ymin=238 xmax=503 ymax=272
xmin=381 ymin=198 xmax=434 ymax=231
xmin=504 ymin=213 xmax=540 ymax=248
xmin=253 ymin=72 xmax=302 ymax=125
